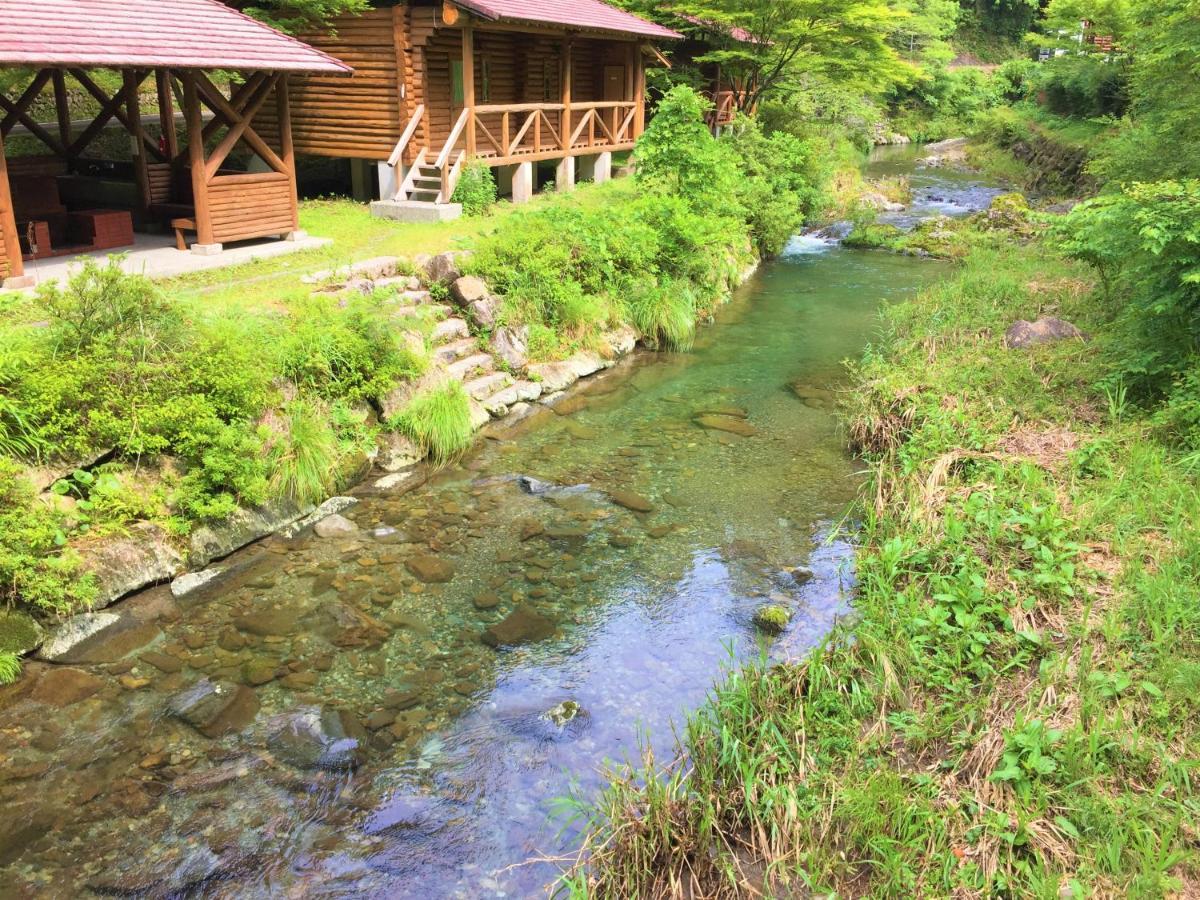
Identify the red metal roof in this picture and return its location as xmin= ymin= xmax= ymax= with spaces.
xmin=680 ymin=14 xmax=758 ymax=44
xmin=0 ymin=0 xmax=351 ymax=73
xmin=453 ymin=0 xmax=682 ymax=40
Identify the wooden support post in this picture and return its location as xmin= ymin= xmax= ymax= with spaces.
xmin=52 ymin=70 xmax=72 ymax=166
xmin=561 ymin=37 xmax=572 ymax=153
xmin=124 ymin=68 xmax=151 ymax=215
xmin=634 ymin=52 xmax=646 ymax=139
xmin=276 ymin=75 xmax=301 ymax=237
xmin=156 ymin=69 xmax=179 ymax=160
xmin=0 ymin=130 xmax=27 ymax=286
xmin=462 ymin=24 xmax=476 ymax=157
xmin=182 ymin=73 xmax=215 ymax=249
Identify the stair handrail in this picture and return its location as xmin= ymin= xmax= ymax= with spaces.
xmin=388 ymin=103 xmax=425 ymax=168
xmin=394 ymin=146 xmax=427 ymax=201
xmin=435 ymin=108 xmax=470 ymax=171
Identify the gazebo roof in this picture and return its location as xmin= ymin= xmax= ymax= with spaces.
xmin=0 ymin=0 xmax=352 ymax=73
xmin=452 ymin=0 xmax=682 ymax=40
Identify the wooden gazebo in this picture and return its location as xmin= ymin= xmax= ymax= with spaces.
xmin=0 ymin=0 xmax=351 ymax=289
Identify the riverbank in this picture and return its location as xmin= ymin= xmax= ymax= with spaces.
xmin=576 ymin=198 xmax=1200 ymax=894
xmin=0 ymin=91 xmax=837 ymax=673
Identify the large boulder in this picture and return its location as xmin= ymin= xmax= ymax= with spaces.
xmin=30 ymin=667 xmax=104 ymax=707
xmin=1004 ymin=317 xmax=1085 ymax=349
xmin=378 ymin=432 xmax=424 ymax=471
xmin=450 ymin=275 xmax=489 ymax=305
xmin=491 ymin=325 xmax=529 ymax=370
xmin=314 ymin=513 xmax=358 ymax=539
xmin=267 ymin=706 xmax=366 ymax=771
xmin=38 ymin=611 xmax=162 ymax=664
xmin=469 ymin=297 xmax=499 ymax=329
xmin=83 ymin=523 xmax=185 ymax=609
xmin=168 ymin=679 xmax=260 ymax=738
xmin=422 ymin=251 xmax=464 ymax=284
xmin=189 ymin=497 xmax=313 ymax=569
xmin=0 ymin=609 xmax=43 ymax=656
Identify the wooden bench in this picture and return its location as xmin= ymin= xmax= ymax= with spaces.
xmin=171 ymin=216 xmax=196 ymax=251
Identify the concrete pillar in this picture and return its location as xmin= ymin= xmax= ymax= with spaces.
xmin=377 ymin=161 xmax=403 ymax=201
xmin=555 ymin=156 xmax=575 ymax=193
xmin=579 ymin=152 xmax=612 ymax=185
xmin=513 ymin=162 xmax=534 ymax=204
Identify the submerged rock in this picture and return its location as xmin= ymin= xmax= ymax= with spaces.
xmin=481 ymin=605 xmax=556 ymax=648
xmin=1004 ymin=317 xmax=1086 ymax=349
xmin=607 ymin=489 xmax=654 ymax=513
xmin=267 ymin=706 xmax=366 ymax=771
xmin=406 ymin=554 xmax=455 ymax=583
xmin=695 ymin=414 xmax=758 ymax=437
xmin=30 ymin=667 xmax=104 ymax=707
xmin=542 ymin=700 xmax=583 ymax=726
xmin=168 ymin=679 xmax=260 ymax=738
xmin=314 ymin=513 xmax=358 ymax=539
xmin=753 ymin=605 xmax=791 ymax=635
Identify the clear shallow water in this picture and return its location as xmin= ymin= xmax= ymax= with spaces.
xmin=866 ymin=143 xmax=1008 ymax=229
xmin=0 ymin=148 xmax=994 ymax=898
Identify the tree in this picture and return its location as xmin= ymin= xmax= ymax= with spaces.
xmin=641 ymin=0 xmax=914 ymax=114
xmin=225 ymin=0 xmax=368 ymax=34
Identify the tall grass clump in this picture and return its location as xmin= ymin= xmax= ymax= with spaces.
xmin=393 ymin=381 xmax=473 ymax=465
xmin=0 ymin=652 xmax=21 ymax=685
xmin=268 ymin=399 xmax=342 ymax=505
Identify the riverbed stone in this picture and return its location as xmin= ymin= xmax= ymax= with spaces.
xmin=1004 ymin=317 xmax=1086 ymax=349
xmin=267 ymin=706 xmax=366 ymax=771
xmin=473 ymin=591 xmax=502 ymax=610
xmin=406 ymin=554 xmax=455 ymax=583
xmin=607 ymin=489 xmax=654 ymax=513
xmin=695 ymin=414 xmax=758 ymax=437
xmin=233 ymin=608 xmax=295 ymax=637
xmin=481 ymin=604 xmax=556 ymax=648
xmin=30 ymin=667 xmax=104 ymax=707
xmin=168 ymin=679 xmax=260 ymax=738
xmin=139 ymin=651 xmax=184 ymax=674
xmin=282 ymin=496 xmax=359 ymax=539
xmin=314 ymin=514 xmax=358 ymax=539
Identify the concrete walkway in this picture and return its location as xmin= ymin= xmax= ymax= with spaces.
xmin=9 ymin=233 xmax=331 ymax=290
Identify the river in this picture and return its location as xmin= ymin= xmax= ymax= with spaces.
xmin=0 ymin=146 xmax=1004 ymax=897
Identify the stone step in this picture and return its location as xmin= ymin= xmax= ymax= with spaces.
xmin=482 ymin=380 xmax=544 ymax=417
xmin=432 ymin=317 xmax=469 ymax=343
xmin=433 ymin=337 xmax=478 ymax=364
xmin=448 ymin=352 xmax=495 ymax=380
xmin=464 ymin=371 xmax=513 ymax=401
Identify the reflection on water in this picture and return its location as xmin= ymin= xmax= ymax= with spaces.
xmin=0 ymin=147 xmax=985 ymax=898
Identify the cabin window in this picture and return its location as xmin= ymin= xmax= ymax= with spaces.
xmin=481 ymin=59 xmax=491 ymax=103
xmin=451 ymin=60 xmax=464 ymax=106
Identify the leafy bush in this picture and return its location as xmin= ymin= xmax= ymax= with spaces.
xmin=451 ymin=157 xmax=498 ymax=216
xmin=0 ymin=458 xmax=96 ymax=614
xmin=392 ymin=381 xmax=473 ymax=465
xmin=278 ymin=291 xmax=425 ymax=404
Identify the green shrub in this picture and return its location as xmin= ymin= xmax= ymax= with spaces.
xmin=392 ymin=381 xmax=473 ymax=465
xmin=278 ymin=291 xmax=425 ymax=404
xmin=0 ymin=458 xmax=96 ymax=614
xmin=451 ymin=157 xmax=498 ymax=216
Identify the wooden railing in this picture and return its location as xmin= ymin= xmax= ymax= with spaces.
xmin=388 ymin=103 xmax=425 ymax=168
xmin=469 ymin=101 xmax=637 ymax=162
xmin=708 ymin=91 xmax=748 ymax=127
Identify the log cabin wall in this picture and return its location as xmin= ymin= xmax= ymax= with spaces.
xmin=259 ymin=7 xmax=404 ymax=160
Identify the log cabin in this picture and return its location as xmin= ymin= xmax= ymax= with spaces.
xmin=673 ymin=15 xmax=762 ymax=133
xmin=0 ymin=0 xmax=350 ymax=289
xmin=265 ymin=0 xmax=681 ymax=219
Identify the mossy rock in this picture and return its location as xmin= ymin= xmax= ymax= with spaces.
xmin=752 ymin=605 xmax=791 ymax=635
xmin=0 ymin=610 xmax=44 ymax=656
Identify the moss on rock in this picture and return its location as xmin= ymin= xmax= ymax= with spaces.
xmin=0 ymin=609 xmax=43 ymax=656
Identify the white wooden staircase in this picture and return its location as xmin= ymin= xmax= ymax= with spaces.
xmin=372 ymin=105 xmax=468 ymax=222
